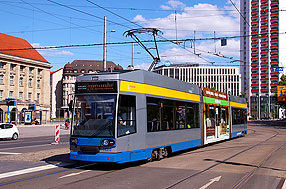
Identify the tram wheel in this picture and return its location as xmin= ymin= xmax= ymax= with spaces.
xmin=147 ymin=150 xmax=159 ymax=162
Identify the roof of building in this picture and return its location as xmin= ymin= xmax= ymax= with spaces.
xmin=50 ymin=68 xmax=63 ymax=75
xmin=0 ymin=33 xmax=48 ymax=63
xmin=63 ymin=60 xmax=123 ymax=75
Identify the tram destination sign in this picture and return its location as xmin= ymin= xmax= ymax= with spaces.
xmin=203 ymin=88 xmax=228 ymax=101
xmin=75 ymin=81 xmax=117 ymax=93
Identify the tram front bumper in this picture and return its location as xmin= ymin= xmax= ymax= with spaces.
xmin=70 ymin=151 xmax=130 ymax=163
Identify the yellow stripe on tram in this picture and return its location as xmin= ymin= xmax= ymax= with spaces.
xmin=230 ymin=101 xmax=247 ymax=109
xmin=120 ymin=80 xmax=201 ymax=102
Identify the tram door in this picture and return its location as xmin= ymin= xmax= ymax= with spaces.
xmin=215 ymin=106 xmax=220 ymax=138
xmin=205 ymin=105 xmax=215 ymax=140
xmin=215 ymin=106 xmax=228 ymax=138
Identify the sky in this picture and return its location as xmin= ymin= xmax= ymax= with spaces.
xmin=0 ymin=0 xmax=242 ymax=71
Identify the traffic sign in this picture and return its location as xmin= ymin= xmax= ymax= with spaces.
xmin=6 ymin=98 xmax=16 ymax=106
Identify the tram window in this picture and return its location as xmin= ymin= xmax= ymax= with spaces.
xmin=186 ymin=103 xmax=199 ymax=128
xmin=232 ymin=108 xmax=247 ymax=125
xmin=147 ymin=98 xmax=160 ymax=132
xmin=117 ymin=95 xmax=136 ymax=137
xmin=162 ymin=105 xmax=174 ymax=130
xmin=175 ymin=105 xmax=186 ymax=129
xmin=147 ymin=97 xmax=199 ymax=132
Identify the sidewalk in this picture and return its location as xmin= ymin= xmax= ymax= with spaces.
xmin=16 ymin=122 xmax=64 ymax=128
xmin=249 ymin=119 xmax=286 ymax=127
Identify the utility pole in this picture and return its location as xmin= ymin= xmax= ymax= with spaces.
xmin=103 ymin=16 xmax=107 ymax=71
xmin=132 ymin=43 xmax=134 ymax=67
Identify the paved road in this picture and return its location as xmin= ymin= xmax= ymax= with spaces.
xmin=17 ymin=124 xmax=70 ymax=138
xmin=0 ymin=135 xmax=69 ymax=155
xmin=0 ymin=122 xmax=285 ymax=189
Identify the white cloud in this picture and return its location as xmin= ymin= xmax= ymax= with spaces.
xmin=54 ymin=50 xmax=74 ymax=56
xmin=134 ymin=63 xmax=150 ymax=70
xmin=167 ymin=0 xmax=185 ymax=9
xmin=132 ymin=2 xmax=241 ymax=65
xmin=159 ymin=38 xmax=240 ymax=64
xmin=160 ymin=5 xmax=172 ymax=10
xmin=31 ymin=43 xmax=74 ymax=57
xmin=133 ymin=15 xmax=147 ymax=23
xmin=135 ymin=3 xmax=240 ymax=38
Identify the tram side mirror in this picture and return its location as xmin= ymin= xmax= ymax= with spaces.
xmin=68 ymin=100 xmax=73 ymax=112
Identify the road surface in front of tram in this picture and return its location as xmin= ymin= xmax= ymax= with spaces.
xmin=0 ymin=120 xmax=286 ymax=189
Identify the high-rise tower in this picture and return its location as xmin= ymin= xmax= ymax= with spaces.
xmin=241 ymin=0 xmax=286 ymax=119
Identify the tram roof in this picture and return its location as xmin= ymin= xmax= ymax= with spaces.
xmin=229 ymin=95 xmax=247 ymax=104
xmin=76 ymin=69 xmax=200 ymax=95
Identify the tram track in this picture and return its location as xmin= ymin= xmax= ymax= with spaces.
xmin=0 ymin=127 xmax=283 ymax=188
xmin=166 ymin=128 xmax=281 ymax=188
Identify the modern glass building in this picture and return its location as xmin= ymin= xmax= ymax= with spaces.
xmin=153 ymin=64 xmax=241 ymax=96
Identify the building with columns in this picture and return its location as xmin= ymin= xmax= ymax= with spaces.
xmin=0 ymin=33 xmax=51 ymax=124
xmin=153 ymin=64 xmax=241 ymax=96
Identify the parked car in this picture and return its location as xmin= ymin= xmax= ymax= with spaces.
xmin=0 ymin=123 xmax=19 ymax=140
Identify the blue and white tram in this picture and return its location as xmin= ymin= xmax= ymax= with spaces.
xmin=69 ymin=69 xmax=248 ymax=163
xmin=70 ymin=70 xmax=202 ymax=163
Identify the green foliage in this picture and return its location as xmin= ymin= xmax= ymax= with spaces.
xmin=278 ymin=74 xmax=286 ymax=85
xmin=210 ymin=87 xmax=216 ymax=90
xmin=239 ymin=92 xmax=249 ymax=108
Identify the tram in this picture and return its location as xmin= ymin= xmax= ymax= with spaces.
xmin=69 ymin=69 xmax=247 ymax=163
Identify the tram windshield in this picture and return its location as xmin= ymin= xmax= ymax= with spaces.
xmin=72 ymin=94 xmax=116 ymax=138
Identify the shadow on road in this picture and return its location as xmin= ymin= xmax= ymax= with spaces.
xmin=205 ymin=158 xmax=286 ymax=172
xmin=42 ymin=153 xmax=147 ymax=171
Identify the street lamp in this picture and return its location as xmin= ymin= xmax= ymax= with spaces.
xmin=103 ymin=16 xmax=116 ymax=71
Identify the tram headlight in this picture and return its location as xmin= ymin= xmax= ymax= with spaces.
xmin=103 ymin=139 xmax=109 ymax=146
xmin=102 ymin=139 xmax=115 ymax=146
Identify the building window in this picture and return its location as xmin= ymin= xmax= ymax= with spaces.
xmin=28 ymin=92 xmax=32 ymax=101
xmin=0 ymin=62 xmax=4 ymax=69
xmin=10 ymin=64 xmax=15 ymax=71
xmin=28 ymin=79 xmax=32 ymax=87
xmin=19 ymin=77 xmax=23 ymax=86
xmin=20 ymin=66 xmax=25 ymax=72
xmin=37 ymin=80 xmax=40 ymax=88
xmin=0 ymin=75 xmax=3 ymax=84
xmin=9 ymin=91 xmax=13 ymax=98
xmin=10 ymin=76 xmax=14 ymax=85
xmin=19 ymin=92 xmax=23 ymax=100
xmin=0 ymin=90 xmax=2 ymax=100
xmin=37 ymin=93 xmax=40 ymax=102
xmin=37 ymin=69 xmax=42 ymax=75
xmin=29 ymin=67 xmax=33 ymax=74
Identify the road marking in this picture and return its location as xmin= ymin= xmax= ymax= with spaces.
xmin=199 ymin=176 xmax=221 ymax=189
xmin=1 ymin=142 xmax=68 ymax=150
xmin=282 ymin=180 xmax=286 ymax=189
xmin=58 ymin=170 xmax=91 ymax=179
xmin=0 ymin=152 xmax=22 ymax=155
xmin=0 ymin=164 xmax=60 ymax=179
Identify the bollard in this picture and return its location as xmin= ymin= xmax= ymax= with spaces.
xmin=55 ymin=124 xmax=60 ymax=143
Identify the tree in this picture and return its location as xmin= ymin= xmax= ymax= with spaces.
xmin=210 ymin=87 xmax=216 ymax=90
xmin=239 ymin=92 xmax=249 ymax=108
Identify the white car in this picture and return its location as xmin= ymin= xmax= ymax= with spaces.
xmin=0 ymin=123 xmax=19 ymax=140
